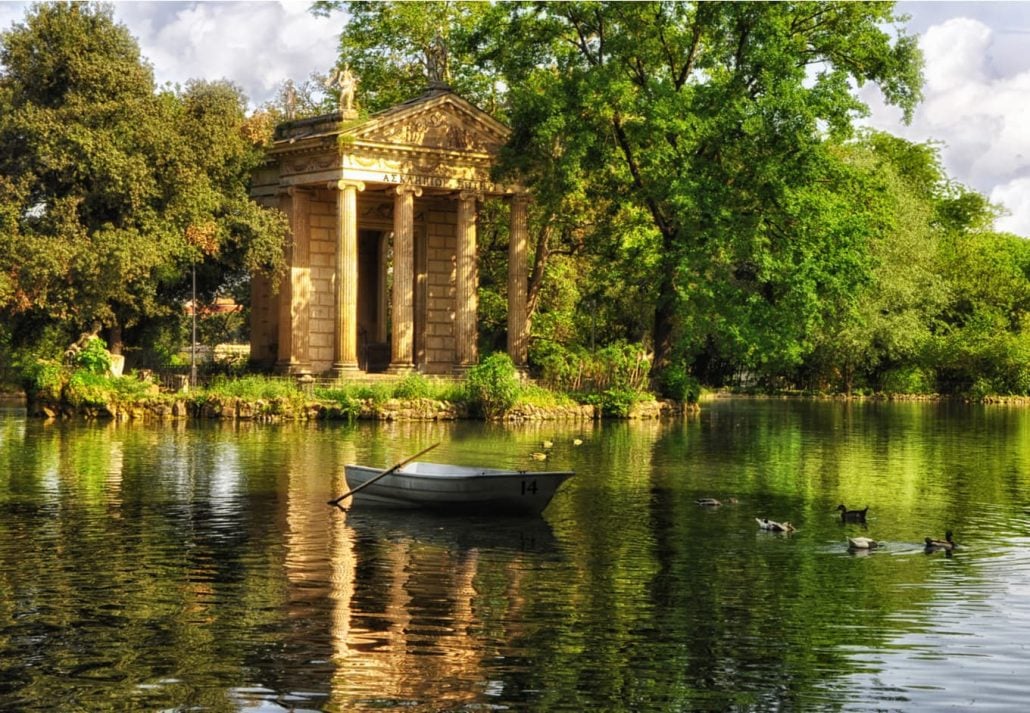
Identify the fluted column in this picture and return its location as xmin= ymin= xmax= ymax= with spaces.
xmin=507 ymin=193 xmax=530 ymax=370
xmin=453 ymin=191 xmax=480 ymax=374
xmin=331 ymin=179 xmax=364 ymax=376
xmin=387 ymin=185 xmax=421 ymax=373
xmin=276 ymin=187 xmax=312 ymax=375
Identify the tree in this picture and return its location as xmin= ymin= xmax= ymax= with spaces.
xmin=479 ymin=2 xmax=923 ymax=393
xmin=0 ymin=2 xmax=286 ymax=365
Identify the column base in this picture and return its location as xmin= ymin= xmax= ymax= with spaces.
xmin=386 ymin=362 xmax=416 ymax=376
xmin=274 ymin=361 xmax=312 ymax=377
xmin=330 ymin=362 xmax=361 ymax=378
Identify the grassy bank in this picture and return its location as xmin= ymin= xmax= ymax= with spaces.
xmin=21 ymin=353 xmax=692 ymax=422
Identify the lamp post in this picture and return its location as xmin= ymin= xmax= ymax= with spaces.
xmin=190 ymin=261 xmax=197 ymax=389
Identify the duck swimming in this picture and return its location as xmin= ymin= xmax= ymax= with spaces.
xmin=847 ymin=536 xmax=879 ymax=550
xmin=836 ymin=504 xmax=869 ymax=523
xmin=924 ymin=530 xmax=956 ymax=552
xmin=756 ymin=518 xmax=796 ymax=533
xmin=697 ymin=497 xmax=738 ymax=507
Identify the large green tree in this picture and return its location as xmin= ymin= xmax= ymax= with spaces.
xmin=480 ymin=2 xmax=924 ymax=392
xmin=0 ymin=2 xmax=286 ymax=363
xmin=313 ymin=2 xmax=923 ymax=394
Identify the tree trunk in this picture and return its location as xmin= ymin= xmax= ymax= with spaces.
xmin=649 ymin=234 xmax=678 ymax=394
xmin=107 ymin=324 xmax=123 ymax=356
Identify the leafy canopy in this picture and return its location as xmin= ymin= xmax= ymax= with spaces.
xmin=0 ymin=2 xmax=287 ymax=360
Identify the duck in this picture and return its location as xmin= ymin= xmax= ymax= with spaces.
xmin=572 ymin=438 xmax=584 ymax=446
xmin=756 ymin=518 xmax=796 ymax=533
xmin=847 ymin=536 xmax=880 ymax=550
xmin=529 ymin=451 xmax=548 ymax=461
xmin=542 ymin=439 xmax=554 ymax=449
xmin=836 ymin=504 xmax=869 ymax=523
xmin=697 ymin=497 xmax=738 ymax=507
xmin=924 ymin=530 xmax=956 ymax=552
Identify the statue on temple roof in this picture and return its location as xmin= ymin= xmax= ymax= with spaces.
xmin=426 ymin=32 xmax=450 ymax=89
xmin=326 ymin=65 xmax=359 ymax=118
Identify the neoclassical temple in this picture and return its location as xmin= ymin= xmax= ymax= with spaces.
xmin=249 ymin=84 xmax=531 ymax=377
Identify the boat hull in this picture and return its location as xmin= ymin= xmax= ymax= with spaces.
xmin=342 ymin=461 xmax=574 ymax=515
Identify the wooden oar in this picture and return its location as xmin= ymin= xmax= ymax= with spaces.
xmin=327 ymin=442 xmax=440 ymax=510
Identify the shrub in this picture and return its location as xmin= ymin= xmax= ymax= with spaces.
xmin=880 ymin=366 xmax=934 ymax=395
xmin=75 ymin=337 xmax=112 ymax=374
xmin=464 ymin=353 xmax=521 ymax=418
xmin=393 ymin=373 xmax=432 ymax=400
xmin=22 ymin=359 xmax=67 ymax=400
xmin=658 ymin=361 xmax=701 ymax=403
xmin=587 ymin=387 xmax=644 ymax=418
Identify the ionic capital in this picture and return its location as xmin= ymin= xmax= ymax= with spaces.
xmin=510 ymin=192 xmax=532 ymax=207
xmin=455 ymin=190 xmax=483 ymax=203
xmin=328 ymin=179 xmax=366 ymax=192
xmin=394 ymin=184 xmax=423 ymax=198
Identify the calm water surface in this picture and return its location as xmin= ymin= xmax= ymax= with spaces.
xmin=2 ymin=399 xmax=1030 ymax=711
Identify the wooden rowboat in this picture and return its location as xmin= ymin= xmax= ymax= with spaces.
xmin=342 ymin=461 xmax=574 ymax=515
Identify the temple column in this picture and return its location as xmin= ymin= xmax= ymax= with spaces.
xmin=387 ymin=184 xmax=421 ymax=374
xmin=331 ymin=179 xmax=364 ymax=376
xmin=275 ymin=187 xmax=312 ymax=375
xmin=453 ymin=191 xmax=480 ymax=374
xmin=507 ymin=193 xmax=530 ymax=370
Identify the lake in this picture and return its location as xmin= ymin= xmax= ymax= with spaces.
xmin=1 ymin=398 xmax=1029 ymax=711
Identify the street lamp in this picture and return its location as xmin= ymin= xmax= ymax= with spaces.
xmin=190 ymin=261 xmax=197 ymax=389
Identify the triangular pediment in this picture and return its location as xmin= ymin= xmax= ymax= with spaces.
xmin=347 ymin=92 xmax=509 ymax=154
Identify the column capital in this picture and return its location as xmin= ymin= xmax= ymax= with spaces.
xmin=329 ymin=179 xmax=366 ymax=192
xmin=454 ymin=190 xmax=483 ymax=203
xmin=510 ymin=192 xmax=532 ymax=207
xmin=395 ymin=184 xmax=423 ymax=198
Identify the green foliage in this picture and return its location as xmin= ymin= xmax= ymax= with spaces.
xmin=480 ymin=1 xmax=923 ymax=385
xmin=880 ymin=367 xmax=935 ymax=396
xmin=22 ymin=360 xmax=67 ymax=400
xmin=393 ymin=373 xmax=432 ymax=400
xmin=203 ymin=375 xmax=301 ymax=401
xmin=464 ymin=352 xmax=522 ymax=418
xmin=531 ymin=339 xmax=651 ymax=394
xmin=74 ymin=337 xmax=113 ymax=374
xmin=583 ymin=387 xmax=649 ymax=419
xmin=64 ymin=370 xmax=155 ymax=408
xmin=0 ymin=3 xmax=287 ymax=364
xmin=657 ymin=361 xmax=701 ymax=404
xmin=515 ymin=382 xmax=575 ymax=409
xmin=312 ymin=1 xmax=501 ymax=113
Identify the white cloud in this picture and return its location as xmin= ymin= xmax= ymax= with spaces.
xmin=863 ymin=16 xmax=1030 ymax=237
xmin=991 ymin=179 xmax=1030 ymax=237
xmin=113 ymin=1 xmax=340 ymax=107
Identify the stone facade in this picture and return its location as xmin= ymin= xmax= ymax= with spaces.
xmin=251 ymin=88 xmax=530 ymax=377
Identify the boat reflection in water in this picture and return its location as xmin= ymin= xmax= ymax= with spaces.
xmin=326 ymin=507 xmax=562 ymax=710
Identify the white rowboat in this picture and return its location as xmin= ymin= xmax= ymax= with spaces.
xmin=342 ymin=461 xmax=574 ymax=515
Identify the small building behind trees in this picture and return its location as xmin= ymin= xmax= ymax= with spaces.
xmin=250 ymin=85 xmax=531 ymax=377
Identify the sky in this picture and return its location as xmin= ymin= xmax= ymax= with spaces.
xmin=0 ymin=1 xmax=1027 ymax=236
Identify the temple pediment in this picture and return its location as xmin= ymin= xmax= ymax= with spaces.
xmin=262 ymin=89 xmax=517 ymax=195
xmin=346 ymin=92 xmax=509 ymax=154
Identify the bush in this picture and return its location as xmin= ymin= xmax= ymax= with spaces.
xmin=393 ymin=373 xmax=432 ymax=400
xmin=658 ymin=361 xmax=701 ymax=403
xmin=464 ymin=353 xmax=521 ymax=418
xmin=22 ymin=359 xmax=67 ymax=400
xmin=75 ymin=337 xmax=112 ymax=374
xmin=880 ymin=366 xmax=934 ymax=395
xmin=585 ymin=387 xmax=646 ymax=418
